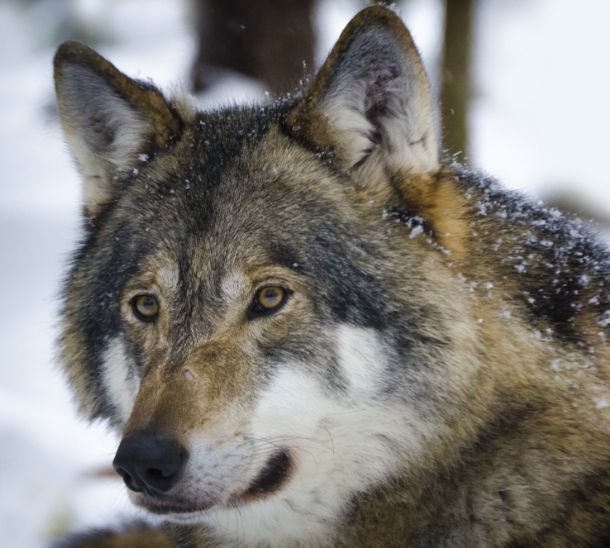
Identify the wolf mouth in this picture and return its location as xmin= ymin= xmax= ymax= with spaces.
xmin=140 ymin=449 xmax=293 ymax=516
xmin=147 ymin=503 xmax=204 ymax=515
xmin=141 ymin=496 xmax=212 ymax=516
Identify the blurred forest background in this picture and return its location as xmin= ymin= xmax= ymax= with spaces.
xmin=1 ymin=0 xmax=609 ymax=546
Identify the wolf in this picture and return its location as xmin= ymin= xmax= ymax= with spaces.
xmin=53 ymin=6 xmax=610 ymax=547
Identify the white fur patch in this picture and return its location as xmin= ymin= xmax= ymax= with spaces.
xmin=323 ymin=81 xmax=438 ymax=174
xmin=336 ymin=325 xmax=385 ymax=397
xmin=101 ymin=338 xmax=139 ymax=424
xmin=103 ymin=101 xmax=148 ymax=171
xmin=323 ymin=90 xmax=376 ymax=168
xmin=157 ymin=265 xmax=179 ymax=292
xmin=221 ymin=271 xmax=247 ymax=303
xmin=197 ymin=333 xmax=429 ymax=546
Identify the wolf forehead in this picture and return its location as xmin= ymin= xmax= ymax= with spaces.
xmin=115 ymin=105 xmax=308 ymax=233
xmin=87 ymin=110 xmax=359 ymax=256
xmin=67 ymin=105 xmax=406 ymax=329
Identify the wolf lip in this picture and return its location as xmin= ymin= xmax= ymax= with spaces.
xmin=135 ymin=489 xmax=213 ymax=515
xmin=242 ymin=449 xmax=293 ymax=500
xmin=139 ymin=496 xmax=212 ymax=515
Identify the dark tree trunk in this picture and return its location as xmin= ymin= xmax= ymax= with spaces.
xmin=191 ymin=0 xmax=316 ymax=97
xmin=441 ymin=0 xmax=474 ymax=161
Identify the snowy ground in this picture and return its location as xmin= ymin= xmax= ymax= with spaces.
xmin=1 ymin=0 xmax=609 ymax=546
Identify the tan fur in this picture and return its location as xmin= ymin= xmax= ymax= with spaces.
xmin=393 ymin=169 xmax=470 ymax=262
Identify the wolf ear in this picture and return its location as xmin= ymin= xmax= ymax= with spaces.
xmin=287 ymin=6 xmax=439 ymax=179
xmin=54 ymin=42 xmax=183 ymax=216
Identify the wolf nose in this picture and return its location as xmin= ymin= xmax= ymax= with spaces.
xmin=112 ymin=431 xmax=188 ymax=493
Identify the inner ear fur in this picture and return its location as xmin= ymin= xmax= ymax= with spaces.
xmin=54 ymin=41 xmax=184 ymax=217
xmin=286 ymin=6 xmax=440 ymax=178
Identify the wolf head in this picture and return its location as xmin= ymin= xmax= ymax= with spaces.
xmin=53 ymin=7 xmax=497 ymax=537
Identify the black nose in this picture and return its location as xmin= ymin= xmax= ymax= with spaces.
xmin=112 ymin=431 xmax=188 ymax=494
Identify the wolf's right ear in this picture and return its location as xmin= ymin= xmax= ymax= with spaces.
xmin=54 ymin=42 xmax=183 ymax=217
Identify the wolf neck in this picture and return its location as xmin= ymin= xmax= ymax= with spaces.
xmin=395 ymin=165 xmax=609 ymax=351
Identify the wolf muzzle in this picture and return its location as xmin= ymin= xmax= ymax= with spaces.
xmin=113 ymin=431 xmax=188 ymax=494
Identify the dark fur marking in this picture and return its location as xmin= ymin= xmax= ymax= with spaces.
xmin=308 ymin=230 xmax=387 ymax=329
xmin=268 ymin=243 xmax=303 ymax=273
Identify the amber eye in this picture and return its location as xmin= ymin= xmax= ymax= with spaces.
xmin=130 ymin=294 xmax=159 ymax=322
xmin=249 ymin=286 xmax=289 ymax=319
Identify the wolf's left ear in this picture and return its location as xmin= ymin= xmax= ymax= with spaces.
xmin=54 ymin=42 xmax=183 ymax=216
xmin=287 ymin=6 xmax=439 ymax=177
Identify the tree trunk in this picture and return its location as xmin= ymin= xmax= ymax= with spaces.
xmin=191 ymin=0 xmax=315 ymax=97
xmin=440 ymin=0 xmax=474 ymax=161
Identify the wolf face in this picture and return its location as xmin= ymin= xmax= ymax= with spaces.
xmin=55 ymin=7 xmax=610 ymax=546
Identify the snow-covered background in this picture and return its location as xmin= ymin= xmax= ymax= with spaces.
xmin=1 ymin=0 xmax=609 ymax=546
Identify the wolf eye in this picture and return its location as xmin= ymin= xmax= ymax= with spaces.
xmin=249 ymin=286 xmax=289 ymax=319
xmin=130 ymin=294 xmax=159 ymax=322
